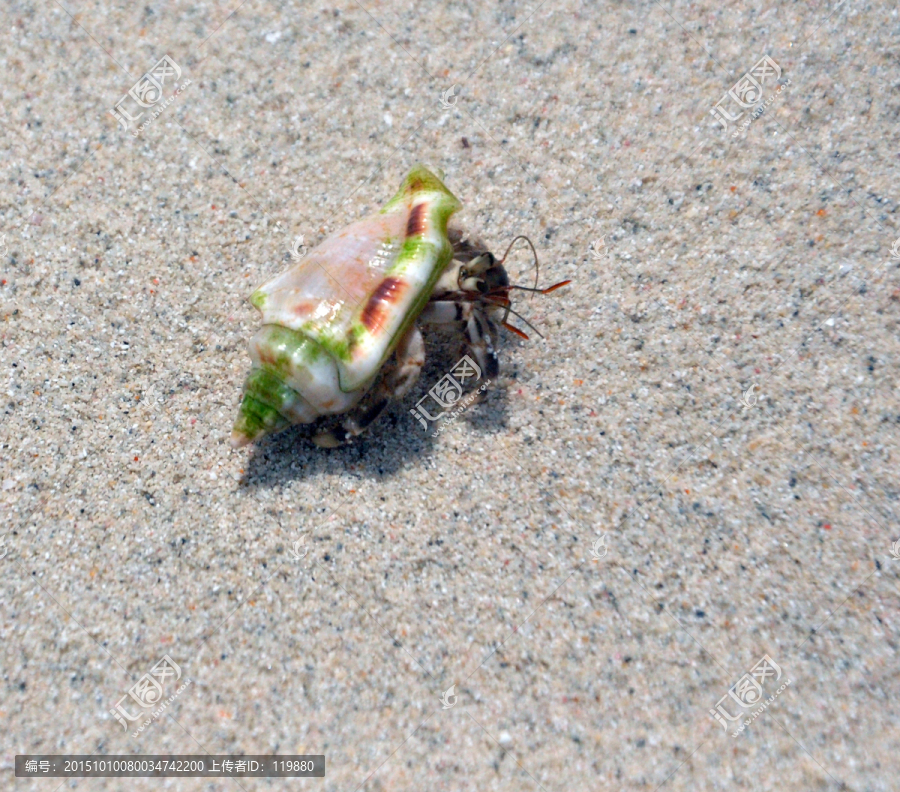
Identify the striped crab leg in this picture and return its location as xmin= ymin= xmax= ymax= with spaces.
xmin=418 ymin=300 xmax=500 ymax=380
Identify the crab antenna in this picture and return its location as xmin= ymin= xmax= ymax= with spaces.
xmin=500 ymin=279 xmax=572 ymax=295
xmin=497 ymin=235 xmax=540 ymax=293
xmin=480 ymin=278 xmax=570 ymax=330
xmin=503 ymin=322 xmax=531 ymax=340
xmin=500 ymin=304 xmax=545 ymax=339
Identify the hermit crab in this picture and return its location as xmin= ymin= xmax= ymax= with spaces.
xmin=229 ymin=165 xmax=569 ymax=448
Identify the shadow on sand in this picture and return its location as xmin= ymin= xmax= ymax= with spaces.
xmin=238 ymin=334 xmax=523 ymax=489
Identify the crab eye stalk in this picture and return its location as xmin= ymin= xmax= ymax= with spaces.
xmin=483 ymin=264 xmax=510 ymax=293
xmin=467 ymin=252 xmax=496 ymax=275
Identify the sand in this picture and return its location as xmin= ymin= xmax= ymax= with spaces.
xmin=1 ymin=0 xmax=899 ymax=790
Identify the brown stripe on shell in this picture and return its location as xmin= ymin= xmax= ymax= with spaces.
xmin=361 ymin=276 xmax=407 ymax=332
xmin=406 ymin=202 xmax=427 ymax=238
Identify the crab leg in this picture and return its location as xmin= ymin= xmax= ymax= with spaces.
xmin=313 ymin=324 xmax=426 ymax=447
xmin=463 ymin=305 xmax=500 ymax=380
xmin=420 ymin=301 xmax=499 ymax=380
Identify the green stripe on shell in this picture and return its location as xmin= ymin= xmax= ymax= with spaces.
xmin=230 ymin=165 xmax=461 ymax=448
